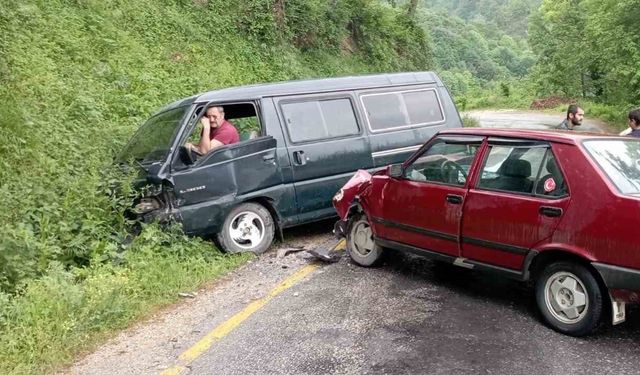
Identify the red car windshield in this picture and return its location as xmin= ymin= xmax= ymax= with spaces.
xmin=583 ymin=139 xmax=640 ymax=195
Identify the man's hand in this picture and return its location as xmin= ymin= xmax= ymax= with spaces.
xmin=200 ymin=116 xmax=210 ymax=128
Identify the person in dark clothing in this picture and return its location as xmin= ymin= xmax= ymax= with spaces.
xmin=556 ymin=105 xmax=584 ymax=130
xmin=627 ymin=108 xmax=640 ymax=138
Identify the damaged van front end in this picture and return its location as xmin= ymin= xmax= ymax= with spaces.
xmin=128 ymin=167 xmax=181 ymax=226
xmin=116 ymin=103 xmax=193 ymax=227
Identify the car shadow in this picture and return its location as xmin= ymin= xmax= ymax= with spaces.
xmin=381 ymin=250 xmax=640 ymax=340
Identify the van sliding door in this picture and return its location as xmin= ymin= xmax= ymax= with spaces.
xmin=276 ymin=94 xmax=373 ymax=222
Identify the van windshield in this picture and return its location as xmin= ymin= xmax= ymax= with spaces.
xmin=118 ymin=106 xmax=189 ymax=164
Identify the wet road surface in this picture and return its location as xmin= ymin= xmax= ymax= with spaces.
xmin=68 ymin=112 xmax=637 ymax=375
xmin=69 ymin=220 xmax=640 ymax=375
xmin=183 ymin=246 xmax=640 ymax=375
xmin=463 ymin=109 xmax=612 ymax=133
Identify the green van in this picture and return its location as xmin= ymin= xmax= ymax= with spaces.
xmin=118 ymin=72 xmax=463 ymax=253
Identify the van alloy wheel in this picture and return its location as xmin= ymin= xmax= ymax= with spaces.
xmin=219 ymin=202 xmax=274 ymax=254
xmin=229 ymin=211 xmax=266 ymax=250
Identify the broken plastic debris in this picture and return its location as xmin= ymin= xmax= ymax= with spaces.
xmin=307 ymin=238 xmax=346 ymax=263
xmin=276 ymin=246 xmax=306 ymax=258
xmin=178 ymin=292 xmax=197 ymax=298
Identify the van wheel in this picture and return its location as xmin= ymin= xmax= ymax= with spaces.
xmin=347 ymin=214 xmax=384 ymax=267
xmin=218 ymin=203 xmax=274 ymax=254
xmin=535 ymin=261 xmax=603 ymax=336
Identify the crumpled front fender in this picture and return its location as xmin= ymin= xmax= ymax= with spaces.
xmin=332 ymin=170 xmax=372 ymax=221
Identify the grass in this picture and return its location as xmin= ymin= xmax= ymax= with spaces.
xmin=0 ymin=225 xmax=252 ymax=374
xmin=0 ymin=0 xmax=432 ymax=373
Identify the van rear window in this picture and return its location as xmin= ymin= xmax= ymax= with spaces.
xmin=281 ymin=98 xmax=359 ymax=143
xmin=361 ymin=88 xmax=444 ymax=132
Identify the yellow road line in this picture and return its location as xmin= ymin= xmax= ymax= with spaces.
xmin=162 ymin=263 xmax=321 ymax=375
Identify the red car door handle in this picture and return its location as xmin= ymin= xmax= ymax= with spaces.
xmin=539 ymin=206 xmax=563 ymax=217
xmin=446 ymin=194 xmax=463 ymax=204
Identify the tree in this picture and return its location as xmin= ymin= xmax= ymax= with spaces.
xmin=528 ymin=0 xmax=590 ymax=98
xmin=273 ymin=0 xmax=285 ymax=31
xmin=407 ymin=0 xmax=419 ymax=17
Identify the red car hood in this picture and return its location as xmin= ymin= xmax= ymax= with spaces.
xmin=332 ymin=169 xmax=373 ymax=220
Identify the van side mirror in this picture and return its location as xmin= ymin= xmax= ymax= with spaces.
xmin=146 ymin=162 xmax=164 ymax=184
xmin=388 ymin=164 xmax=403 ymax=178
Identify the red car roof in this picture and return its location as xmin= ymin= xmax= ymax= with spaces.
xmin=439 ymin=128 xmax=621 ymax=145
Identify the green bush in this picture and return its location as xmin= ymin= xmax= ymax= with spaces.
xmin=0 ymin=0 xmax=432 ymax=293
xmin=0 ymin=0 xmax=433 ymax=372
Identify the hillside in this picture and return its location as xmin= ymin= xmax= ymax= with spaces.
xmin=0 ymin=1 xmax=433 ymax=372
xmin=0 ymin=0 xmax=431 ymax=292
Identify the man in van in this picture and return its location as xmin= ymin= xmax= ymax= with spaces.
xmin=188 ymin=106 xmax=239 ymax=154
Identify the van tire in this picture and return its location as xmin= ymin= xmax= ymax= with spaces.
xmin=347 ymin=214 xmax=384 ymax=267
xmin=535 ymin=261 xmax=603 ymax=336
xmin=218 ymin=203 xmax=274 ymax=254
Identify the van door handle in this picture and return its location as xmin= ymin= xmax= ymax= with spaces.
xmin=262 ymin=153 xmax=275 ymax=163
xmin=293 ymin=151 xmax=307 ymax=166
xmin=539 ymin=206 xmax=563 ymax=217
xmin=446 ymin=194 xmax=463 ymax=204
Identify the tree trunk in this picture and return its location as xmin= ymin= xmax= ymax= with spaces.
xmin=407 ymin=0 xmax=419 ymax=17
xmin=273 ymin=0 xmax=285 ymax=31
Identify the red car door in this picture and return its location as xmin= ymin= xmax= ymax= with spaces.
xmin=377 ymin=136 xmax=483 ymax=257
xmin=461 ymin=140 xmax=570 ymax=270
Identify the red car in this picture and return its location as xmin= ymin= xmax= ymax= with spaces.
xmin=333 ymin=128 xmax=640 ymax=336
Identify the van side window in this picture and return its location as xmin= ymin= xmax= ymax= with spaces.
xmin=361 ymin=89 xmax=444 ymax=132
xmin=282 ymin=98 xmax=359 ymax=143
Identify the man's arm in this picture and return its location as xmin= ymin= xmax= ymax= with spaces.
xmin=196 ymin=117 xmax=212 ymax=153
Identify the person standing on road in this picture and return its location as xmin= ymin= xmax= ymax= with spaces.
xmin=556 ymin=105 xmax=584 ymax=130
xmin=626 ymin=108 xmax=640 ymax=138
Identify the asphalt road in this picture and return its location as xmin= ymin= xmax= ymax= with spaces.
xmin=69 ymin=220 xmax=640 ymax=375
xmin=183 ymin=248 xmax=640 ymax=375
xmin=463 ymin=109 xmax=612 ymax=133
xmin=68 ymin=112 xmax=638 ymax=375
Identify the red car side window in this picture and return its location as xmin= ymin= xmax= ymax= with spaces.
xmin=403 ymin=139 xmax=479 ymax=186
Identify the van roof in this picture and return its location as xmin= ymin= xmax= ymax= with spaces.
xmin=159 ymin=71 xmax=442 ymax=112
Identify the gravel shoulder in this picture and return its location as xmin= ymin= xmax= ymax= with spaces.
xmin=64 ymin=221 xmax=336 ymax=375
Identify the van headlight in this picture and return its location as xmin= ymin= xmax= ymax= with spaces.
xmin=133 ymin=197 xmax=162 ymax=214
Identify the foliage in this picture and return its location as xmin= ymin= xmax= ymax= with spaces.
xmin=461 ymin=114 xmax=480 ymax=127
xmin=0 ymin=0 xmax=433 ymax=372
xmin=528 ymin=0 xmax=640 ymax=106
xmin=0 ymin=228 xmax=250 ymax=374
xmin=423 ymin=0 xmax=542 ymax=38
xmin=0 ymin=0 xmax=432 ymax=292
xmin=409 ymin=1 xmax=539 ymax=103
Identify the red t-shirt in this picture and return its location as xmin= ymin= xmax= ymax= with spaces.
xmin=207 ymin=121 xmax=239 ymax=145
